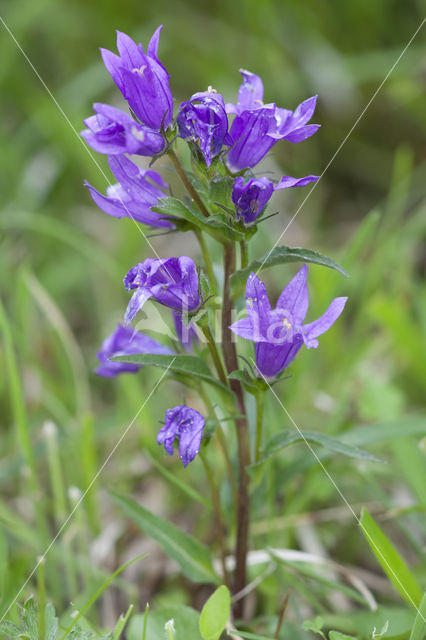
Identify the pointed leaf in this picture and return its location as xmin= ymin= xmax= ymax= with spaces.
xmin=360 ymin=508 xmax=423 ymax=609
xmin=231 ymin=246 xmax=348 ymax=297
xmin=251 ymin=429 xmax=381 ymax=469
xmin=112 ymin=493 xmax=219 ymax=584
xmin=111 ymin=353 xmax=233 ymax=402
xmin=409 ymin=590 xmax=426 ymax=640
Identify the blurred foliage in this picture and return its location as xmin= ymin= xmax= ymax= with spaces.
xmin=1 ymin=0 xmax=426 ymax=638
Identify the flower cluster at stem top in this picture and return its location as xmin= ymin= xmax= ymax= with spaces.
xmin=83 ymin=25 xmax=347 ymax=466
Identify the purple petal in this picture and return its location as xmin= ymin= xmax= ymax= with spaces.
xmin=229 ymin=317 xmax=255 ymax=340
xmin=284 ymin=124 xmax=321 ymax=143
xmin=303 ymin=297 xmax=348 ymax=348
xmin=246 ymin=272 xmax=272 ymax=338
xmin=178 ymin=411 xmax=205 ymax=467
xmin=100 ymin=48 xmax=123 ymax=91
xmin=147 ymin=24 xmax=163 ymax=60
xmin=255 ymin=337 xmax=303 ymax=378
xmin=124 ymin=288 xmax=153 ymax=324
xmin=293 ymin=95 xmax=318 ymax=126
xmin=116 ymin=30 xmax=144 ymax=69
xmin=85 ymin=182 xmax=127 ymax=219
xmin=274 ymin=175 xmax=319 ymax=190
xmin=237 ymin=69 xmax=264 ymax=111
xmin=276 ymin=265 xmax=309 ymax=325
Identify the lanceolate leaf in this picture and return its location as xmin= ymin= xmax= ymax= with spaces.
xmin=112 ymin=493 xmax=219 ymax=584
xmin=110 ymin=353 xmax=233 ymax=402
xmin=230 ymin=246 xmax=348 ymax=297
xmin=251 ymin=429 xmax=381 ymax=469
xmin=153 ymin=197 xmax=244 ymax=242
xmin=409 ymin=591 xmax=426 ymax=640
xmin=360 ymin=508 xmax=423 ymax=609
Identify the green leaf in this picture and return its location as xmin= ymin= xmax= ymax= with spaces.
xmin=112 ymin=604 xmax=133 ymax=640
xmin=153 ymin=197 xmax=244 ymax=242
xmin=251 ymin=429 xmax=381 ymax=469
xmin=230 ymin=246 xmax=348 ymax=297
xmin=409 ymin=590 xmax=426 ymax=640
xmin=199 ymin=586 xmax=230 ymax=640
xmin=360 ymin=508 xmax=423 ymax=609
xmin=112 ymin=494 xmax=218 ymax=584
xmin=329 ymin=633 xmax=357 ymax=640
xmin=110 ymin=353 xmax=233 ymax=403
xmin=60 ymin=554 xmax=146 ymax=639
xmin=128 ymin=605 xmax=203 ymax=640
xmin=229 ymin=632 xmax=277 ymax=640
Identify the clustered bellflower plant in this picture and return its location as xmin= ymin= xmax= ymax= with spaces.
xmin=83 ymin=26 xmax=347 ymax=620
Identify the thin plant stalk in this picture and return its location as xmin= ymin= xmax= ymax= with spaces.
xmin=240 ymin=240 xmax=248 ymax=270
xmin=37 ymin=559 xmax=46 ymax=640
xmin=168 ymin=148 xmax=210 ymax=217
xmin=195 ymin=229 xmax=217 ymax=290
xmin=200 ymin=451 xmax=230 ymax=587
xmin=221 ymin=242 xmax=251 ymax=617
xmin=0 ymin=299 xmax=48 ymax=543
xmin=255 ymin=392 xmax=265 ymax=463
xmin=202 ymin=324 xmax=228 ymax=386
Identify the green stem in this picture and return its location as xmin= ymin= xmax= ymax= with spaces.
xmin=168 ymin=148 xmax=210 ymax=218
xmin=0 ymin=298 xmax=48 ymax=542
xmin=202 ymin=325 xmax=228 ymax=386
xmin=199 ymin=386 xmax=239 ymax=514
xmin=221 ymin=243 xmax=251 ymax=618
xmin=37 ymin=559 xmax=46 ymax=640
xmin=200 ymin=451 xmax=230 ymax=587
xmin=240 ymin=240 xmax=248 ymax=270
xmin=195 ymin=229 xmax=217 ymax=290
xmin=255 ymin=392 xmax=265 ymax=463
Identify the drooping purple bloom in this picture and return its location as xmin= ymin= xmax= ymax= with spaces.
xmin=232 ymin=174 xmax=319 ymax=224
xmin=226 ymin=69 xmax=320 ymax=172
xmin=85 ymin=154 xmax=173 ymax=228
xmin=157 ymin=405 xmax=205 ymax=466
xmin=230 ymin=265 xmax=347 ymax=378
xmin=173 ymin=310 xmax=199 ymax=351
xmin=124 ymin=257 xmax=200 ymax=324
xmin=177 ymin=91 xmax=230 ymax=166
xmin=95 ymin=324 xmax=175 ymax=378
xmin=101 ymin=26 xmax=173 ymax=131
xmin=81 ymin=103 xmax=165 ymax=156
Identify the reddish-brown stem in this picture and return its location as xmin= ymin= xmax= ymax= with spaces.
xmin=221 ymin=242 xmax=251 ymax=619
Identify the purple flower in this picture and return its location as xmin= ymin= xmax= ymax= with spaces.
xmin=173 ymin=310 xmax=199 ymax=351
xmin=230 ymin=265 xmax=347 ymax=378
xmin=95 ymin=324 xmax=175 ymax=378
xmin=177 ymin=91 xmax=230 ymax=166
xmin=85 ymin=154 xmax=173 ymax=228
xmin=226 ymin=69 xmax=319 ymax=172
xmin=232 ymin=174 xmax=319 ymax=225
xmin=101 ymin=26 xmax=173 ymax=131
xmin=81 ymin=103 xmax=165 ymax=156
xmin=157 ymin=405 xmax=205 ymax=466
xmin=124 ymin=256 xmax=200 ymax=324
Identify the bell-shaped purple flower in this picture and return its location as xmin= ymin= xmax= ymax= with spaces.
xmin=173 ymin=310 xmax=199 ymax=352
xmin=226 ymin=69 xmax=320 ymax=172
xmin=95 ymin=324 xmax=175 ymax=378
xmin=157 ymin=405 xmax=205 ymax=467
xmin=232 ymin=174 xmax=318 ymax=225
xmin=85 ymin=154 xmax=173 ymax=228
xmin=230 ymin=265 xmax=347 ymax=378
xmin=177 ymin=91 xmax=230 ymax=166
xmin=101 ymin=26 xmax=173 ymax=131
xmin=81 ymin=103 xmax=165 ymax=156
xmin=124 ymin=256 xmax=200 ymax=324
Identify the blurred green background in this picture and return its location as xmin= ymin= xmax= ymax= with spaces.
xmin=0 ymin=0 xmax=425 ymax=637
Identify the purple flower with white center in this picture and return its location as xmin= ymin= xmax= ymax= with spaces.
xmin=232 ymin=174 xmax=319 ymax=225
xmin=85 ymin=154 xmax=173 ymax=228
xmin=124 ymin=256 xmax=200 ymax=324
xmin=230 ymin=265 xmax=347 ymax=378
xmin=95 ymin=324 xmax=175 ymax=378
xmin=226 ymin=69 xmax=320 ymax=172
xmin=157 ymin=405 xmax=205 ymax=467
xmin=101 ymin=26 xmax=173 ymax=131
xmin=177 ymin=91 xmax=230 ymax=166
xmin=81 ymin=103 xmax=165 ymax=156
xmin=173 ymin=310 xmax=199 ymax=352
